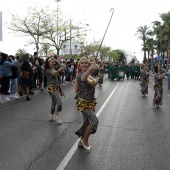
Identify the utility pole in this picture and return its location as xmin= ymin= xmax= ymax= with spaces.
xmin=70 ymin=19 xmax=72 ymax=58
xmin=55 ymin=0 xmax=61 ymax=57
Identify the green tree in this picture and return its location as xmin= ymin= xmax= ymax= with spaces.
xmin=116 ymin=49 xmax=127 ymax=64
xmin=142 ymin=29 xmax=156 ymax=63
xmin=84 ymin=44 xmax=99 ymax=57
xmin=130 ymin=56 xmax=138 ymax=64
xmin=135 ymin=25 xmax=150 ymax=63
xmin=15 ymin=48 xmax=27 ymax=57
xmin=159 ymin=11 xmax=170 ymax=63
xmin=108 ymin=50 xmax=120 ymax=62
xmin=152 ymin=21 xmax=164 ymax=59
xmin=143 ymin=37 xmax=156 ymax=63
xmin=99 ymin=46 xmax=111 ymax=61
xmin=160 ymin=39 xmax=168 ymax=61
xmin=39 ymin=44 xmax=50 ymax=57
xmin=8 ymin=8 xmax=50 ymax=56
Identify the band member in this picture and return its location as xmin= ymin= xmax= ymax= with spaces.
xmin=110 ymin=63 xmax=117 ymax=81
xmin=134 ymin=64 xmax=140 ymax=80
xmin=125 ymin=64 xmax=130 ymax=80
xmin=97 ymin=63 xmax=105 ymax=87
xmin=152 ymin=64 xmax=165 ymax=108
xmin=44 ymin=56 xmax=64 ymax=124
xmin=74 ymin=57 xmax=99 ymax=151
xmin=140 ymin=64 xmax=150 ymax=96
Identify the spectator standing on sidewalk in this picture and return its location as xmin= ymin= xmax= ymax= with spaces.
xmin=20 ymin=60 xmax=34 ymax=101
xmin=73 ymin=61 xmax=77 ymax=80
xmin=15 ymin=56 xmax=22 ymax=86
xmin=27 ymin=57 xmax=35 ymax=95
xmin=67 ymin=62 xmax=74 ymax=84
xmin=60 ymin=60 xmax=66 ymax=85
xmin=0 ymin=52 xmax=15 ymax=101
xmin=9 ymin=55 xmax=19 ymax=99
xmin=44 ymin=56 xmax=64 ymax=124
xmin=37 ymin=61 xmax=44 ymax=91
xmin=32 ymin=55 xmax=39 ymax=89
xmin=42 ymin=61 xmax=47 ymax=89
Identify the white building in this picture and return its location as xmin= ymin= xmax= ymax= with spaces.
xmin=60 ymin=42 xmax=83 ymax=55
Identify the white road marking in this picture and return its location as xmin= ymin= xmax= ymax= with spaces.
xmin=56 ymin=84 xmax=119 ymax=170
xmin=150 ymin=80 xmax=154 ymax=85
xmin=96 ymin=84 xmax=118 ymax=117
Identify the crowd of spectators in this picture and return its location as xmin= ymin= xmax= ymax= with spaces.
xmin=1 ymin=51 xmax=170 ymax=106
xmin=0 ymin=52 xmax=79 ymax=104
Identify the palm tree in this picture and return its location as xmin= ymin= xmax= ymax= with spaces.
xmin=135 ymin=25 xmax=150 ymax=63
xmin=152 ymin=21 xmax=163 ymax=59
xmin=160 ymin=39 xmax=168 ymax=61
xmin=159 ymin=11 xmax=170 ymax=64
xmin=39 ymin=44 xmax=50 ymax=57
xmin=145 ymin=30 xmax=156 ymax=61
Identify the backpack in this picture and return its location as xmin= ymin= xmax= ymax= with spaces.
xmin=21 ymin=71 xmax=29 ymax=79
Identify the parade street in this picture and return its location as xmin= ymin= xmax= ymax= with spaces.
xmin=0 ymin=75 xmax=170 ymax=170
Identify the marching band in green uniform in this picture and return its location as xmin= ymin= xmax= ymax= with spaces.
xmin=98 ymin=61 xmax=166 ymax=109
xmin=107 ymin=62 xmax=140 ymax=81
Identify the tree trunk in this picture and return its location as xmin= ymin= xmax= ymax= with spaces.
xmin=143 ymin=51 xmax=146 ymax=63
xmin=151 ymin=49 xmax=154 ymax=65
xmin=168 ymin=34 xmax=170 ymax=64
xmin=56 ymin=48 xmax=60 ymax=58
xmin=147 ymin=51 xmax=150 ymax=64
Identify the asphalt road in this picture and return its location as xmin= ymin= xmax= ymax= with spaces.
xmin=0 ymin=75 xmax=170 ymax=170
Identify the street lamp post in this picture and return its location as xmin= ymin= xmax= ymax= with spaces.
xmin=54 ymin=0 xmax=61 ymax=57
xmin=69 ymin=20 xmax=84 ymax=58
xmin=70 ymin=19 xmax=72 ymax=58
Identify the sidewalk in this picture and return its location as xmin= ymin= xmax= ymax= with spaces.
xmin=0 ymin=89 xmax=44 ymax=108
xmin=0 ymin=81 xmax=72 ymax=108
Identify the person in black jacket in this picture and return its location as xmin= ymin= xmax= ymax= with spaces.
xmin=37 ymin=61 xmax=44 ymax=91
xmin=20 ymin=60 xmax=33 ymax=101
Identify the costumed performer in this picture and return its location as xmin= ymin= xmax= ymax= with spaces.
xmin=74 ymin=56 xmax=99 ymax=151
xmin=44 ymin=56 xmax=64 ymax=124
xmin=152 ymin=64 xmax=166 ymax=108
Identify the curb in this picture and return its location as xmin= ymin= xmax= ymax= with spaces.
xmin=0 ymin=82 xmax=71 ymax=108
xmin=0 ymin=90 xmax=43 ymax=108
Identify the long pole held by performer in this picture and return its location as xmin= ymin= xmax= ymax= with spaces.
xmin=95 ymin=8 xmax=114 ymax=61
